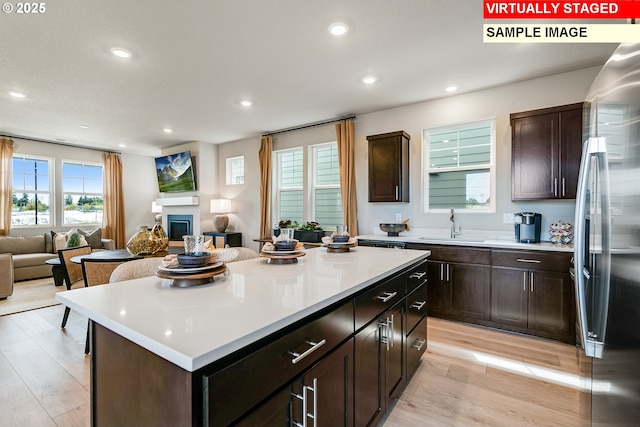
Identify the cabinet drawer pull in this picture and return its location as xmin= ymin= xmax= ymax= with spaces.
xmin=412 ymin=338 xmax=426 ymax=351
xmin=409 ymin=271 xmax=426 ymax=280
xmin=516 ymin=258 xmax=541 ymax=264
xmin=290 ymin=339 xmax=326 ymax=365
xmin=376 ymin=291 xmax=398 ymax=303
xmin=410 ymin=300 xmax=426 ymax=311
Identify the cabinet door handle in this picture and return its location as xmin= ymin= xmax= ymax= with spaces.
xmin=412 ymin=338 xmax=426 ymax=351
xmin=516 ymin=258 xmax=541 ymax=264
xmin=376 ymin=291 xmax=397 ymax=303
xmin=389 ymin=314 xmax=395 ymax=348
xmin=410 ymin=300 xmax=426 ymax=311
xmin=530 ymin=272 xmax=534 ymax=293
xmin=291 ymin=377 xmax=317 ymax=427
xmin=305 ymin=378 xmax=317 ymax=427
xmin=554 ymin=177 xmax=558 ymax=197
xmin=379 ymin=319 xmax=391 ymax=351
xmin=562 ymin=177 xmax=566 ymax=197
xmin=395 ymin=185 xmax=399 ymax=201
xmin=523 ymin=271 xmax=527 ymax=292
xmin=446 ymin=264 xmax=450 ymax=282
xmin=290 ymin=339 xmax=326 ymax=365
xmin=440 ymin=264 xmax=444 ymax=281
xmin=409 ymin=271 xmax=427 ymax=280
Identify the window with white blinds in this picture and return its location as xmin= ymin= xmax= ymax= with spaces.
xmin=273 ymin=142 xmax=343 ymax=229
xmin=312 ymin=143 xmax=342 ymax=228
xmin=423 ymin=119 xmax=495 ymax=212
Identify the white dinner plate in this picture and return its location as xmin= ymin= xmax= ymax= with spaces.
xmin=158 ymin=261 xmax=223 ymax=274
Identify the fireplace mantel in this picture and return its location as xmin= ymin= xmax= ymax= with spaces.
xmin=156 ymin=196 xmax=199 ymax=206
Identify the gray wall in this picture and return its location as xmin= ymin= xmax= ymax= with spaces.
xmin=218 ymin=66 xmax=602 ymax=249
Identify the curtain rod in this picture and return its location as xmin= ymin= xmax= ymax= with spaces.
xmin=262 ymin=115 xmax=356 ymax=137
xmin=1 ymin=133 xmax=121 ymax=155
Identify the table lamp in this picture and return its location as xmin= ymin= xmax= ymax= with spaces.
xmin=210 ymin=199 xmax=232 ymax=232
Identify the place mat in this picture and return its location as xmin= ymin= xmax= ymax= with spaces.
xmin=156 ymin=265 xmax=228 ymax=287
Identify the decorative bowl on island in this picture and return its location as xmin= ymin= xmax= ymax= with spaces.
xmin=332 ymin=235 xmax=349 ymax=243
xmin=275 ymin=241 xmax=297 ymax=251
xmin=177 ymin=253 xmax=211 ymax=267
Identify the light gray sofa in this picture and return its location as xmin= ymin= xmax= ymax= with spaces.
xmin=0 ymin=232 xmax=115 ymax=298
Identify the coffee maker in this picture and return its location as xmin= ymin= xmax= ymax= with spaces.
xmin=514 ymin=212 xmax=542 ymax=243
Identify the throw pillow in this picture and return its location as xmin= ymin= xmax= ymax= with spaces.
xmin=78 ymin=228 xmax=102 ymax=250
xmin=66 ymin=232 xmax=81 ymax=248
xmin=52 ymin=228 xmax=88 ymax=252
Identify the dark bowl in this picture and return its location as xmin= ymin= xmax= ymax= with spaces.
xmin=379 ymin=223 xmax=407 ymax=234
xmin=332 ymin=235 xmax=349 ymax=243
xmin=177 ymin=252 xmax=211 ymax=267
xmin=275 ymin=241 xmax=297 ymax=251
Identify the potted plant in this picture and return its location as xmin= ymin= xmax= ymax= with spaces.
xmin=294 ymin=221 xmax=324 ymax=243
xmin=274 ymin=219 xmax=299 ymax=237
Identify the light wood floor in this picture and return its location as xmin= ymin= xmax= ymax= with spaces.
xmin=0 ymin=305 xmax=579 ymax=427
xmin=381 ymin=317 xmax=580 ymax=427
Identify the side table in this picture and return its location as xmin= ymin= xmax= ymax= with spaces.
xmin=203 ymin=232 xmax=242 ymax=248
xmin=45 ymin=258 xmax=64 ymax=287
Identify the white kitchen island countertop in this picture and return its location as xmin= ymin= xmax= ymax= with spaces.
xmin=56 ymin=246 xmax=429 ymax=372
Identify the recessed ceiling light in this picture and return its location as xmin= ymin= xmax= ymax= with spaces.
xmin=118 ymin=144 xmax=127 ymax=147
xmin=162 ymin=128 xmax=174 ymax=133
xmin=79 ymin=125 xmax=89 ymax=129
xmin=328 ymin=22 xmax=349 ymax=36
xmin=110 ymin=47 xmax=132 ymax=58
xmin=446 ymin=86 xmax=458 ymax=92
xmin=9 ymin=91 xmax=27 ymax=98
xmin=362 ymin=76 xmax=377 ymax=85
xmin=240 ymin=99 xmax=253 ymax=107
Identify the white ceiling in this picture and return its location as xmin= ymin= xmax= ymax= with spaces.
xmin=0 ymin=1 xmax=620 ymax=155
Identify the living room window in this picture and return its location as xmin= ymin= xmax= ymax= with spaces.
xmin=226 ymin=156 xmax=245 ymax=185
xmin=62 ymin=161 xmax=104 ymax=225
xmin=11 ymin=155 xmax=52 ymax=226
xmin=273 ymin=142 xmax=343 ymax=229
xmin=423 ymin=119 xmax=496 ymax=212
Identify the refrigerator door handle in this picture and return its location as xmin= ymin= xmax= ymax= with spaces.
xmin=574 ymin=137 xmax=608 ymax=359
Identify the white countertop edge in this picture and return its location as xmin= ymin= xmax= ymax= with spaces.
xmin=56 ymin=250 xmax=430 ymax=372
xmin=356 ymin=234 xmax=574 ymax=253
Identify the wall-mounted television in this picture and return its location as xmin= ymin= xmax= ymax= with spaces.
xmin=155 ymin=151 xmax=196 ymax=193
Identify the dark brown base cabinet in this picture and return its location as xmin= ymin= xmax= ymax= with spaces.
xmin=90 ymin=259 xmax=428 ymax=427
xmin=491 ymin=250 xmax=573 ymax=343
xmin=382 ymin=241 xmax=574 ymax=345
xmin=411 ymin=245 xmax=491 ymax=322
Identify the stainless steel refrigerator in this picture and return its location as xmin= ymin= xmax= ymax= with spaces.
xmin=574 ymin=42 xmax=640 ymax=427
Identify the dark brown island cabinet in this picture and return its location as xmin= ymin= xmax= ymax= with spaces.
xmin=510 ymin=102 xmax=583 ymax=200
xmin=367 ymin=131 xmax=410 ymax=202
xmin=90 ymin=258 xmax=428 ymax=427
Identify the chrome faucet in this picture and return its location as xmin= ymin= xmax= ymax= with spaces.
xmin=450 ymin=208 xmax=461 ymax=238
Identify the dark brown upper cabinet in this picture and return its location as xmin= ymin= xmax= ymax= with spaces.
xmin=367 ymin=131 xmax=410 ymax=202
xmin=510 ymin=103 xmax=583 ymax=200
